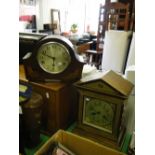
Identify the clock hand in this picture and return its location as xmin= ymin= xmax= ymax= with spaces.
xmin=43 ymin=53 xmax=55 ymax=60
xmin=52 ymin=57 xmax=56 ymax=67
xmin=42 ymin=53 xmax=56 ymax=67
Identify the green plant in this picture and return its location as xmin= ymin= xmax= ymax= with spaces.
xmin=71 ymin=24 xmax=78 ymax=32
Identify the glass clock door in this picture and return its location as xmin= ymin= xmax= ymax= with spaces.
xmin=83 ymin=96 xmax=116 ymax=133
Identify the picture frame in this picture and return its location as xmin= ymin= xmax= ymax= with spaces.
xmin=51 ymin=9 xmax=61 ymax=34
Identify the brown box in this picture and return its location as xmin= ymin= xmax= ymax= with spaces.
xmin=35 ymin=130 xmax=126 ymax=155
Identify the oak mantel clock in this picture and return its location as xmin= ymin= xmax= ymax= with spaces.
xmin=74 ymin=70 xmax=134 ymax=149
xmin=23 ymin=35 xmax=84 ymax=82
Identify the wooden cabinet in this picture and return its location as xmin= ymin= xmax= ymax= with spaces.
xmin=19 ymin=65 xmax=78 ymax=135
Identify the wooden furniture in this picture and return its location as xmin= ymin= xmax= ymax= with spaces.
xmin=85 ymin=2 xmax=130 ymax=69
xmin=85 ymin=50 xmax=102 ymax=69
xmin=119 ymin=0 xmax=135 ymax=31
xmin=129 ymin=0 xmax=135 ymax=31
xmin=76 ymin=41 xmax=93 ymax=54
xmin=106 ymin=2 xmax=130 ymax=30
xmin=19 ymin=65 xmax=78 ymax=135
xmin=97 ymin=2 xmax=130 ymax=52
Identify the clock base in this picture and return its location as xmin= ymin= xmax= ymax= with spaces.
xmin=72 ymin=127 xmax=121 ymax=151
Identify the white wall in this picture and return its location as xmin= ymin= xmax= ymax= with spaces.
xmin=36 ymin=0 xmax=43 ymax=30
xmin=20 ymin=0 xmax=72 ymax=31
xmin=19 ymin=4 xmax=36 ymax=16
xmin=37 ymin=0 xmax=85 ymax=32
xmin=36 ymin=0 xmax=70 ymax=31
xmin=35 ymin=0 xmax=103 ymax=33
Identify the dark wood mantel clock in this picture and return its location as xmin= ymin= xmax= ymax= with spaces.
xmin=20 ymin=35 xmax=84 ymax=135
xmin=74 ymin=70 xmax=134 ymax=149
xmin=23 ymin=35 xmax=84 ymax=83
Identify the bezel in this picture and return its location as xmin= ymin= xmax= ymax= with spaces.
xmin=37 ymin=41 xmax=71 ymax=74
xmin=82 ymin=96 xmax=115 ymax=134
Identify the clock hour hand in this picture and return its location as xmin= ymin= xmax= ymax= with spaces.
xmin=42 ymin=53 xmax=56 ymax=66
xmin=43 ymin=53 xmax=55 ymax=60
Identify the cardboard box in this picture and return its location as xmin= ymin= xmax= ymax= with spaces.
xmin=35 ymin=130 xmax=126 ymax=155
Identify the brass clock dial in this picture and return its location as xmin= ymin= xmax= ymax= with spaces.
xmin=37 ymin=42 xmax=71 ymax=74
xmin=83 ymin=96 xmax=115 ymax=133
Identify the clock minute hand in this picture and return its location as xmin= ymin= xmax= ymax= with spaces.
xmin=43 ymin=53 xmax=55 ymax=60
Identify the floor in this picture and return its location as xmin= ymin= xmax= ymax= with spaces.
xmin=24 ymin=134 xmax=49 ymax=155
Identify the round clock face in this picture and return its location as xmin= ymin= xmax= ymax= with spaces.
xmin=83 ymin=96 xmax=115 ymax=133
xmin=37 ymin=42 xmax=71 ymax=74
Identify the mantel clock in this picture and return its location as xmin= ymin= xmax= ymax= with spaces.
xmin=23 ymin=35 xmax=84 ymax=82
xmin=74 ymin=70 xmax=134 ymax=148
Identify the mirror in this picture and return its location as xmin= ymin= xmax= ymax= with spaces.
xmin=51 ymin=9 xmax=61 ymax=34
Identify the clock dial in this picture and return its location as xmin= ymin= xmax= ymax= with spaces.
xmin=37 ymin=42 xmax=71 ymax=74
xmin=83 ymin=96 xmax=115 ymax=133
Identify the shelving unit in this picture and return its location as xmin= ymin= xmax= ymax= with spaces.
xmin=96 ymin=2 xmax=130 ymax=52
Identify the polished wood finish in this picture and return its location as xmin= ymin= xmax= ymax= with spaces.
xmin=23 ymin=35 xmax=84 ymax=83
xmin=73 ymin=70 xmax=133 ymax=148
xmin=105 ymin=2 xmax=130 ymax=30
xmin=19 ymin=65 xmax=78 ymax=135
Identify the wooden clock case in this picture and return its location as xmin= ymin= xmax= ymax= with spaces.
xmin=74 ymin=70 xmax=134 ymax=149
xmin=23 ymin=35 xmax=84 ymax=83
